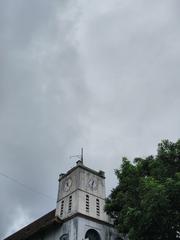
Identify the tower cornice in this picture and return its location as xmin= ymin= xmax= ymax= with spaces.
xmin=59 ymin=162 xmax=105 ymax=182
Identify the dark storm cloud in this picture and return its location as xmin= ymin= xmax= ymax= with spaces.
xmin=1 ymin=0 xmax=180 ymax=238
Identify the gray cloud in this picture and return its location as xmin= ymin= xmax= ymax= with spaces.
xmin=0 ymin=0 xmax=180 ymax=238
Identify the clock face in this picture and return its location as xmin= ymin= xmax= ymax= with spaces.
xmin=88 ymin=178 xmax=97 ymax=190
xmin=64 ymin=178 xmax=72 ymax=192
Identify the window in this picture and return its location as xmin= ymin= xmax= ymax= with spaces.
xmin=60 ymin=234 xmax=69 ymax=240
xmin=68 ymin=195 xmax=72 ymax=213
xmin=86 ymin=195 xmax=89 ymax=212
xmin=60 ymin=200 xmax=64 ymax=216
xmin=96 ymin=198 xmax=100 ymax=216
xmin=85 ymin=229 xmax=101 ymax=240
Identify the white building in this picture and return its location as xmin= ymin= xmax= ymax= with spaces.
xmin=4 ymin=160 xmax=122 ymax=240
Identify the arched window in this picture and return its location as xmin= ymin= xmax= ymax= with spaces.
xmin=59 ymin=234 xmax=69 ymax=240
xmin=85 ymin=229 xmax=101 ymax=240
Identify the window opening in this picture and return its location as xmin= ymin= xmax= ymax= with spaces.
xmin=86 ymin=194 xmax=89 ymax=212
xmin=85 ymin=229 xmax=101 ymax=240
xmin=60 ymin=234 xmax=69 ymax=240
xmin=60 ymin=200 xmax=64 ymax=216
xmin=96 ymin=198 xmax=100 ymax=216
xmin=68 ymin=195 xmax=72 ymax=213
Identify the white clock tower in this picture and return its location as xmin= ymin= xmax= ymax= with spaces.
xmin=55 ymin=157 xmax=121 ymax=240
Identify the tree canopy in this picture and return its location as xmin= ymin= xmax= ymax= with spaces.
xmin=105 ymin=139 xmax=180 ymax=240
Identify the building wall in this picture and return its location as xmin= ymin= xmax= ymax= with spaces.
xmin=29 ymin=216 xmax=120 ymax=240
xmin=76 ymin=216 xmax=120 ymax=240
xmin=56 ymin=189 xmax=109 ymax=222
xmin=78 ymin=190 xmax=108 ymax=221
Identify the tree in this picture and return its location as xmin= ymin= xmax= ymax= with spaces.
xmin=105 ymin=139 xmax=180 ymax=240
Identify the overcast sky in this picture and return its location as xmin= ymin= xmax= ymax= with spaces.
xmin=0 ymin=0 xmax=180 ymax=238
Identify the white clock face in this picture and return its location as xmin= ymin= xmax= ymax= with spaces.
xmin=64 ymin=178 xmax=72 ymax=192
xmin=88 ymin=178 xmax=97 ymax=190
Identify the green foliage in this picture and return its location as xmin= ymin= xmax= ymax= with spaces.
xmin=105 ymin=140 xmax=180 ymax=240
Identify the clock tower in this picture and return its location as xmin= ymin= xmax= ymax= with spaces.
xmin=56 ymin=160 xmax=108 ymax=222
xmin=55 ymin=159 xmax=121 ymax=240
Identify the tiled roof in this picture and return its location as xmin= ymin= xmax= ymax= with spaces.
xmin=4 ymin=209 xmax=62 ymax=240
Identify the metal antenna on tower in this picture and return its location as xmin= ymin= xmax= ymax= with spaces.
xmin=70 ymin=148 xmax=84 ymax=164
xmin=81 ymin=148 xmax=83 ymax=163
